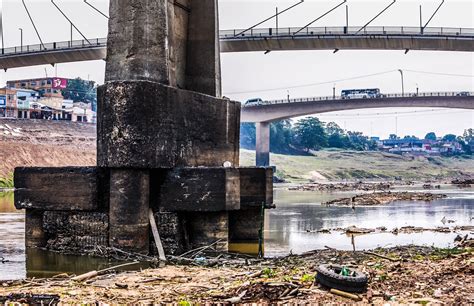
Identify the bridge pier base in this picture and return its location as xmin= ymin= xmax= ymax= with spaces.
xmin=256 ymin=122 xmax=270 ymax=167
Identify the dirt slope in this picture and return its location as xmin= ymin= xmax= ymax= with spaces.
xmin=0 ymin=119 xmax=96 ymax=178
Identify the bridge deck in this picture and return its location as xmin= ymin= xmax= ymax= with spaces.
xmin=0 ymin=26 xmax=473 ymax=69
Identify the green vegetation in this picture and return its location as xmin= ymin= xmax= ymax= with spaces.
xmin=240 ymin=149 xmax=474 ymax=182
xmin=62 ymin=78 xmax=98 ymax=111
xmin=0 ymin=173 xmax=14 ymax=189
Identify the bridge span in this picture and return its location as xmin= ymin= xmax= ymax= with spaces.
xmin=0 ymin=26 xmax=473 ymax=70
xmin=241 ymin=92 xmax=474 ymax=167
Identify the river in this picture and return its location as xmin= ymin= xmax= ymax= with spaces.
xmin=1 ymin=185 xmax=473 ymax=280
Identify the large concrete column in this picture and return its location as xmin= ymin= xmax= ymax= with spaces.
xmin=256 ymin=122 xmax=270 ymax=167
xmin=186 ymin=0 xmax=222 ymax=97
xmin=105 ymin=0 xmax=169 ymax=83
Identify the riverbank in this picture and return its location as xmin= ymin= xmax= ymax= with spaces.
xmin=240 ymin=149 xmax=474 ymax=183
xmin=1 ymin=246 xmax=472 ymax=304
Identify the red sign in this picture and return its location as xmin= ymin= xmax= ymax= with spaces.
xmin=52 ymin=78 xmax=68 ymax=89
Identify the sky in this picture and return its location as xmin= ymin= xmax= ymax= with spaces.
xmin=0 ymin=0 xmax=473 ymax=139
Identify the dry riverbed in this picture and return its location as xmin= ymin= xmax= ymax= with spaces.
xmin=0 ymin=245 xmax=472 ymax=304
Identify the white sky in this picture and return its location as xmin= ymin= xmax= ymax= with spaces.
xmin=0 ymin=0 xmax=473 ymax=138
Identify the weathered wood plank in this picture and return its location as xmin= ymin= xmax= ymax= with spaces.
xmin=157 ymin=168 xmax=240 ymax=212
xmin=15 ymin=167 xmax=101 ymax=211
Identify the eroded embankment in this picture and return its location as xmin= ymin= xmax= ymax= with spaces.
xmin=0 ymin=120 xmax=96 ymax=178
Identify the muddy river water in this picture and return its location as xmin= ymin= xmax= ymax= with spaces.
xmin=1 ymin=185 xmax=473 ymax=280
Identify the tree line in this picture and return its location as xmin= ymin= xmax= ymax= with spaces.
xmin=240 ymin=118 xmax=474 ymax=155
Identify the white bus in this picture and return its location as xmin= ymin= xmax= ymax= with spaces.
xmin=341 ymin=89 xmax=382 ymax=99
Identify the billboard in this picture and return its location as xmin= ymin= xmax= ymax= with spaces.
xmin=52 ymin=78 xmax=68 ymax=89
xmin=0 ymin=96 xmax=6 ymax=108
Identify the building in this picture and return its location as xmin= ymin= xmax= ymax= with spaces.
xmin=0 ymin=88 xmax=18 ymax=118
xmin=7 ymin=77 xmax=67 ymax=99
xmin=16 ymin=89 xmax=39 ymax=119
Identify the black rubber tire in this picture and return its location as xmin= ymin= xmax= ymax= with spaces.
xmin=316 ymin=264 xmax=368 ymax=293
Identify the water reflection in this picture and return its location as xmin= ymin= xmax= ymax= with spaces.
xmin=265 ymin=188 xmax=474 ymax=256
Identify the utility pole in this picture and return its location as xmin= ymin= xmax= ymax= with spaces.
xmin=19 ymin=28 xmax=23 ymax=52
xmin=398 ymin=69 xmax=404 ymax=95
xmin=333 ymin=84 xmax=336 ymax=99
xmin=419 ymin=5 xmax=423 ymax=33
xmin=416 ymin=83 xmax=419 ymax=96
xmin=287 ymin=90 xmax=290 ymax=102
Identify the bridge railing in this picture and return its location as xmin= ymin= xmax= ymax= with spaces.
xmin=0 ymin=38 xmax=107 ymax=56
xmin=243 ymin=91 xmax=473 ymax=107
xmin=220 ymin=26 xmax=474 ymax=40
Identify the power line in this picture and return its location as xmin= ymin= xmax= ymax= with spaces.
xmin=226 ymin=69 xmax=474 ymax=96
xmin=404 ymin=70 xmax=474 ymax=78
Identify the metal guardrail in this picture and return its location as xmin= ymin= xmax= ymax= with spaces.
xmin=1 ymin=26 xmax=473 ymax=57
xmin=243 ymin=91 xmax=474 ymax=107
xmin=220 ymin=26 xmax=474 ymax=40
xmin=0 ymin=38 xmax=107 ymax=56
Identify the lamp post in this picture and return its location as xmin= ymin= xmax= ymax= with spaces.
xmin=398 ymin=69 xmax=404 ymax=95
xmin=19 ymin=28 xmax=23 ymax=52
xmin=333 ymin=84 xmax=336 ymax=99
xmin=416 ymin=83 xmax=419 ymax=96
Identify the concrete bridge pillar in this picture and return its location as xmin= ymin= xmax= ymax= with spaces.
xmin=256 ymin=122 xmax=270 ymax=167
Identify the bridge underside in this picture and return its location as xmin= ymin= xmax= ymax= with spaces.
xmin=221 ymin=36 xmax=474 ymax=53
xmin=0 ymin=47 xmax=106 ymax=70
xmin=1 ymin=34 xmax=473 ymax=70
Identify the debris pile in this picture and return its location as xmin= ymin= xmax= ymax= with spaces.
xmin=323 ymin=192 xmax=447 ymax=206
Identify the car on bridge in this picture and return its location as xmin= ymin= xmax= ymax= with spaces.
xmin=456 ymin=91 xmax=471 ymax=97
xmin=341 ymin=88 xmax=383 ymax=99
xmin=245 ymin=98 xmax=264 ymax=106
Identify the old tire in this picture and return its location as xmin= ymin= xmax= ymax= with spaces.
xmin=316 ymin=264 xmax=368 ymax=293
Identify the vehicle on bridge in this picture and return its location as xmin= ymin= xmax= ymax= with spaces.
xmin=341 ymin=88 xmax=383 ymax=99
xmin=245 ymin=98 xmax=264 ymax=106
xmin=456 ymin=91 xmax=471 ymax=97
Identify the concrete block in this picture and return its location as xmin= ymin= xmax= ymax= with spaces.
xmin=186 ymin=212 xmax=228 ymax=251
xmin=25 ymin=209 xmax=46 ymax=248
xmin=97 ymin=81 xmax=240 ymax=168
xmin=14 ymin=167 xmax=104 ymax=211
xmin=156 ymin=168 xmax=240 ymax=212
xmin=109 ymin=169 xmax=149 ymax=254
xmin=239 ymin=167 xmax=274 ymax=209
xmin=43 ymin=211 xmax=108 ymax=254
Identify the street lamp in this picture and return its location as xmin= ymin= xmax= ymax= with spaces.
xmin=333 ymin=84 xmax=336 ymax=99
xmin=398 ymin=69 xmax=404 ymax=95
xmin=19 ymin=28 xmax=23 ymax=52
xmin=416 ymin=83 xmax=419 ymax=96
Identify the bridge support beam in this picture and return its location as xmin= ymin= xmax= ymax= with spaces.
xmin=256 ymin=122 xmax=270 ymax=167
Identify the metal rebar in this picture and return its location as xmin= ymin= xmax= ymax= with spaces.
xmin=355 ymin=0 xmax=397 ymax=34
xmin=234 ymin=0 xmax=304 ymax=37
xmin=83 ymin=0 xmax=109 ymax=19
xmin=51 ymin=0 xmax=91 ymax=44
xmin=22 ymin=0 xmax=45 ymax=48
xmin=294 ymin=0 xmax=347 ymax=35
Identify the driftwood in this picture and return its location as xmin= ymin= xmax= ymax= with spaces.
xmin=330 ymin=289 xmax=361 ymax=301
xmin=149 ymin=209 xmax=166 ymax=262
xmin=71 ymin=261 xmax=140 ymax=282
xmin=364 ymin=251 xmax=400 ymax=262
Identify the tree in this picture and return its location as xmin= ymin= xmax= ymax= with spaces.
xmin=389 ymin=134 xmax=398 ymax=140
xmin=270 ymin=120 xmax=294 ymax=153
xmin=294 ymin=117 xmax=327 ymax=151
xmin=62 ymin=78 xmax=98 ymax=111
xmin=442 ymin=134 xmax=457 ymax=142
xmin=326 ymin=122 xmax=350 ymax=149
xmin=424 ymin=132 xmax=437 ymax=141
xmin=240 ymin=123 xmax=256 ymax=150
xmin=347 ymin=131 xmax=371 ymax=151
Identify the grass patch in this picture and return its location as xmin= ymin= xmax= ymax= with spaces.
xmin=0 ymin=173 xmax=14 ymax=189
